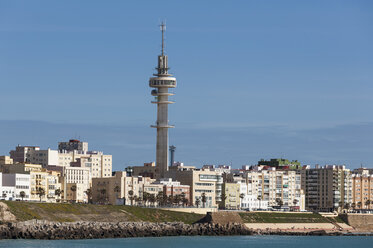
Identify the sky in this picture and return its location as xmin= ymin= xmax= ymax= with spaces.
xmin=0 ymin=1 xmax=372 ymax=170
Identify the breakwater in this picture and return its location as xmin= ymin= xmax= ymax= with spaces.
xmin=0 ymin=220 xmax=370 ymax=240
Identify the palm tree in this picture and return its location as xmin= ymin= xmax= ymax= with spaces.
xmin=70 ymin=185 xmax=77 ymax=203
xmin=167 ymin=195 xmax=174 ymax=206
xmin=275 ymin=198 xmax=283 ymax=208
xmin=365 ymin=200 xmax=371 ymax=209
xmin=351 ymin=202 xmax=356 ymax=209
xmin=201 ymin=193 xmax=207 ymax=208
xmin=128 ymin=190 xmax=134 ymax=205
xmin=195 ymin=198 xmax=201 ymax=208
xmin=219 ymin=192 xmax=227 ymax=209
xmin=143 ymin=192 xmax=150 ymax=207
xmin=149 ymin=194 xmax=156 ymax=207
xmin=174 ymin=194 xmax=182 ymax=207
xmin=37 ymin=187 xmax=45 ymax=202
xmin=54 ymin=189 xmax=61 ymax=203
xmin=257 ymin=195 xmax=262 ymax=209
xmin=84 ymin=189 xmax=92 ymax=204
xmin=156 ymin=191 xmax=164 ymax=207
xmin=239 ymin=193 xmax=245 ymax=210
xmin=19 ymin=191 xmax=26 ymax=201
xmin=357 ymin=201 xmax=362 ymax=209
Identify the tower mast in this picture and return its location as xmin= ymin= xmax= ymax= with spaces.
xmin=149 ymin=22 xmax=177 ymax=179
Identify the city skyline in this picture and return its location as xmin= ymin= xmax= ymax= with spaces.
xmin=1 ymin=1 xmax=372 ymax=170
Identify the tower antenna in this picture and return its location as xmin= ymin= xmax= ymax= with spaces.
xmin=160 ymin=21 xmax=166 ymax=56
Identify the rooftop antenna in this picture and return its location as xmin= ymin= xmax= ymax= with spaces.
xmin=160 ymin=21 xmax=166 ymax=56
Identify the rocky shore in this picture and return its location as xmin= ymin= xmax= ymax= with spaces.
xmin=0 ymin=220 xmax=371 ymax=240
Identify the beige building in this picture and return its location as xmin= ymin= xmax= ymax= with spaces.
xmin=0 ymin=156 xmax=13 ymax=165
xmin=58 ymin=151 xmax=112 ymax=178
xmin=60 ymin=166 xmax=91 ymax=203
xmin=165 ymin=166 xmax=222 ymax=208
xmin=91 ymin=172 xmax=154 ymax=205
xmin=352 ymin=168 xmax=373 ymax=209
xmin=302 ymin=165 xmax=352 ymax=212
xmin=222 ymin=182 xmax=240 ymax=209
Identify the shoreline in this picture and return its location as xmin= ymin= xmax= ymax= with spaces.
xmin=0 ymin=221 xmax=372 ymax=240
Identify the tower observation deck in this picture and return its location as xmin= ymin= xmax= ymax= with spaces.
xmin=149 ymin=22 xmax=177 ymax=178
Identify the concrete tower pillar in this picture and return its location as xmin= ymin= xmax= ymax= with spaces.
xmin=149 ymin=23 xmax=177 ymax=179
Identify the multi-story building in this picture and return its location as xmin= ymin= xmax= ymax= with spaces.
xmin=166 ymin=166 xmax=222 ymax=208
xmin=258 ymin=158 xmax=302 ymax=170
xmin=301 ymin=165 xmax=352 ymax=212
xmin=245 ymin=168 xmax=305 ymax=210
xmin=58 ymin=139 xmax=88 ymax=152
xmin=91 ymin=171 xmax=155 ymax=205
xmin=59 ymin=166 xmax=91 ymax=203
xmin=351 ymin=168 xmax=373 ymax=209
xmin=222 ymin=182 xmax=240 ymax=209
xmin=9 ymin=146 xmax=58 ymax=167
xmin=238 ymin=181 xmax=268 ymax=210
xmin=0 ymin=156 xmax=13 ymax=165
xmin=2 ymin=173 xmax=31 ymax=201
xmin=58 ymin=150 xmax=112 ymax=178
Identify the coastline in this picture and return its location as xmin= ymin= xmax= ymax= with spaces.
xmin=0 ymin=221 xmax=372 ymax=240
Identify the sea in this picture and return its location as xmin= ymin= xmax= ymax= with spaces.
xmin=0 ymin=236 xmax=372 ymax=248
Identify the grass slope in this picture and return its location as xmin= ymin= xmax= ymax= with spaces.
xmin=3 ymin=201 xmax=203 ymax=224
xmin=239 ymin=212 xmax=330 ymax=223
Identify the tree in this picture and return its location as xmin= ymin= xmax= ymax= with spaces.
xmin=257 ymin=195 xmax=262 ymax=209
xmin=156 ymin=191 xmax=164 ymax=207
xmin=351 ymin=202 xmax=356 ymax=209
xmin=84 ymin=189 xmax=92 ymax=204
xmin=239 ymin=193 xmax=245 ymax=210
xmin=219 ymin=192 xmax=227 ymax=209
xmin=195 ymin=198 xmax=201 ymax=208
xmin=365 ymin=200 xmax=371 ymax=209
xmin=143 ymin=192 xmax=150 ymax=207
xmin=128 ymin=190 xmax=134 ymax=205
xmin=19 ymin=191 xmax=26 ymax=201
xmin=357 ymin=201 xmax=362 ymax=209
xmin=149 ymin=194 xmax=156 ymax=207
xmin=70 ymin=185 xmax=77 ymax=203
xmin=167 ymin=195 xmax=174 ymax=206
xmin=201 ymin=193 xmax=207 ymax=208
xmin=182 ymin=197 xmax=189 ymax=207
xmin=174 ymin=194 xmax=181 ymax=207
xmin=37 ymin=187 xmax=45 ymax=202
xmin=275 ymin=198 xmax=283 ymax=208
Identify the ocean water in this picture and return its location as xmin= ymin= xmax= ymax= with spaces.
xmin=0 ymin=236 xmax=372 ymax=248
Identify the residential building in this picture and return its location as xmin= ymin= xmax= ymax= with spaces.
xmin=0 ymin=156 xmax=13 ymax=165
xmin=351 ymin=168 xmax=373 ymax=209
xmin=91 ymin=172 xmax=154 ymax=205
xmin=301 ymin=165 xmax=352 ymax=212
xmin=245 ymin=168 xmax=305 ymax=211
xmin=9 ymin=146 xmax=58 ymax=167
xmin=2 ymin=173 xmax=31 ymax=201
xmin=258 ymin=158 xmax=302 ymax=170
xmin=222 ymin=182 xmax=240 ymax=209
xmin=166 ymin=166 xmax=222 ymax=208
xmin=60 ymin=166 xmax=91 ymax=203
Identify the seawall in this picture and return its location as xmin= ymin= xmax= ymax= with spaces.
xmin=339 ymin=214 xmax=373 ymax=231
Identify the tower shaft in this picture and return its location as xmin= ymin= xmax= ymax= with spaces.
xmin=149 ymin=23 xmax=177 ymax=179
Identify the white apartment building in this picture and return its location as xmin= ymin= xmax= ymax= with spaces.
xmin=61 ymin=166 xmax=91 ymax=203
xmin=58 ymin=151 xmax=112 ymax=178
xmin=245 ymin=169 xmax=305 ymax=211
xmin=9 ymin=146 xmax=58 ymax=167
xmin=2 ymin=173 xmax=31 ymax=201
xmin=239 ymin=181 xmax=268 ymax=210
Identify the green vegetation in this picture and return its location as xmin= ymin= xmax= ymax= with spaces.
xmin=326 ymin=216 xmax=346 ymax=223
xmin=239 ymin=212 xmax=330 ymax=223
xmin=3 ymin=201 xmax=203 ymax=224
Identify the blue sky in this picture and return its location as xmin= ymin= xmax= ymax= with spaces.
xmin=0 ymin=1 xmax=372 ymax=170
